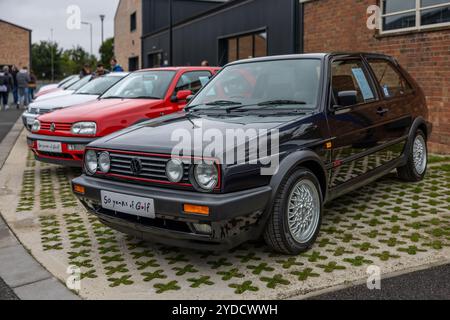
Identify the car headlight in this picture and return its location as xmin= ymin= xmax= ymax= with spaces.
xmin=98 ymin=152 xmax=111 ymax=173
xmin=166 ymin=159 xmax=184 ymax=183
xmin=31 ymin=120 xmax=40 ymax=132
xmin=85 ymin=150 xmax=98 ymax=175
xmin=71 ymin=122 xmax=97 ymax=135
xmin=194 ymin=162 xmax=219 ymax=191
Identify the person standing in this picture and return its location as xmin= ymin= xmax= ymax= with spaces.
xmin=93 ymin=63 xmax=109 ymax=78
xmin=16 ymin=66 xmax=31 ymax=109
xmin=0 ymin=66 xmax=13 ymax=111
xmin=80 ymin=64 xmax=92 ymax=78
xmin=11 ymin=65 xmax=19 ymax=106
xmin=28 ymin=70 xmax=37 ymax=102
xmin=110 ymin=58 xmax=124 ymax=72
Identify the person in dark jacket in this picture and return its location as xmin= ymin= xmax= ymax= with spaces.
xmin=16 ymin=66 xmax=31 ymax=108
xmin=92 ymin=63 xmax=109 ymax=78
xmin=11 ymin=65 xmax=19 ymax=106
xmin=28 ymin=71 xmax=37 ymax=101
xmin=80 ymin=64 xmax=92 ymax=78
xmin=110 ymin=58 xmax=124 ymax=72
xmin=0 ymin=66 xmax=13 ymax=110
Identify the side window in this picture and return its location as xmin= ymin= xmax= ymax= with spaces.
xmin=367 ymin=59 xmax=413 ymax=98
xmin=331 ymin=59 xmax=376 ymax=106
xmin=175 ymin=71 xmax=212 ymax=95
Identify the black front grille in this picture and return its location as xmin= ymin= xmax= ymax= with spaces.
xmin=109 ymin=152 xmax=191 ymax=184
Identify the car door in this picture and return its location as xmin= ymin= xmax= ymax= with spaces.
xmin=326 ymin=55 xmax=386 ymax=189
xmin=365 ymin=56 xmax=414 ymax=148
xmin=169 ymin=70 xmax=213 ymax=111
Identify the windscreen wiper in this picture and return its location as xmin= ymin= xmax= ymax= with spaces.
xmin=187 ymin=100 xmax=242 ymax=112
xmin=257 ymin=100 xmax=307 ymax=106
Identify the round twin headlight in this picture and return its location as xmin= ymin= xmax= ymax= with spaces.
xmin=31 ymin=120 xmax=40 ymax=132
xmin=166 ymin=159 xmax=184 ymax=183
xmin=194 ymin=162 xmax=219 ymax=191
xmin=85 ymin=150 xmax=98 ymax=175
xmin=98 ymin=152 xmax=111 ymax=173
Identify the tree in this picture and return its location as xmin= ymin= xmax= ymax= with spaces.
xmin=64 ymin=46 xmax=97 ymax=73
xmin=99 ymin=38 xmax=114 ymax=70
xmin=32 ymin=42 xmax=98 ymax=81
xmin=31 ymin=41 xmax=63 ymax=80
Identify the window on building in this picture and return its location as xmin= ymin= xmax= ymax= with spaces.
xmin=225 ymin=31 xmax=267 ymax=63
xmin=130 ymin=12 xmax=137 ymax=32
xmin=367 ymin=59 xmax=413 ymax=98
xmin=175 ymin=71 xmax=212 ymax=95
xmin=129 ymin=57 xmax=139 ymax=72
xmin=382 ymin=0 xmax=450 ymax=32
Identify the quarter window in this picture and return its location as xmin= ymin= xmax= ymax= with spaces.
xmin=382 ymin=0 xmax=450 ymax=32
xmin=367 ymin=59 xmax=413 ymax=98
xmin=175 ymin=71 xmax=212 ymax=95
xmin=331 ymin=60 xmax=376 ymax=106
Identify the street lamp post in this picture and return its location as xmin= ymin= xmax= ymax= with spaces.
xmin=81 ymin=21 xmax=93 ymax=57
xmin=100 ymin=15 xmax=105 ymax=44
xmin=169 ymin=0 xmax=173 ymax=66
xmin=50 ymin=28 xmax=54 ymax=82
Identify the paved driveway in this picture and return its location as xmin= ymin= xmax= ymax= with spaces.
xmin=0 ymin=132 xmax=449 ymax=299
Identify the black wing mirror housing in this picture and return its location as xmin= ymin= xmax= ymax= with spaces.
xmin=336 ymin=90 xmax=358 ymax=108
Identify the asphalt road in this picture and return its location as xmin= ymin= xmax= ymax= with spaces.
xmin=311 ymin=264 xmax=450 ymax=300
xmin=0 ymin=107 xmax=23 ymax=144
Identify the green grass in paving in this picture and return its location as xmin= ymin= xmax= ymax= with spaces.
xmin=27 ymin=159 xmax=450 ymax=297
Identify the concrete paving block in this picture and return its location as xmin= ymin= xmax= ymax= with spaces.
xmin=14 ymin=278 xmax=80 ymax=300
xmin=0 ymin=245 xmax=51 ymax=288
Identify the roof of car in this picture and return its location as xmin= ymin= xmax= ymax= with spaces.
xmin=136 ymin=66 xmax=221 ymax=73
xmin=105 ymin=72 xmax=130 ymax=77
xmin=226 ymin=52 xmax=393 ymax=66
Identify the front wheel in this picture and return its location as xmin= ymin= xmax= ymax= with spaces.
xmin=264 ymin=168 xmax=323 ymax=255
xmin=397 ymin=130 xmax=428 ymax=182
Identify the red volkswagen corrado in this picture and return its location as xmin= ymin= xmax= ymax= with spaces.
xmin=28 ymin=67 xmax=219 ymax=166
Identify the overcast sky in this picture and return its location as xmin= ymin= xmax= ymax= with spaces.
xmin=0 ymin=0 xmax=120 ymax=57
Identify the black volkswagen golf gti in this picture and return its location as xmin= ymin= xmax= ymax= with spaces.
xmin=72 ymin=53 xmax=431 ymax=254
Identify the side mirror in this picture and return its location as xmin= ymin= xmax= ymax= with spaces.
xmin=172 ymin=90 xmax=192 ymax=102
xmin=336 ymin=90 xmax=358 ymax=108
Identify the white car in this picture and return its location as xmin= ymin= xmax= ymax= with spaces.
xmin=36 ymin=75 xmax=78 ymax=96
xmin=22 ymin=73 xmax=129 ymax=130
xmin=33 ymin=75 xmax=93 ymax=102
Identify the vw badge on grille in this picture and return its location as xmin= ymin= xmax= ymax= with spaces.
xmin=50 ymin=123 xmax=56 ymax=132
xmin=130 ymin=158 xmax=142 ymax=175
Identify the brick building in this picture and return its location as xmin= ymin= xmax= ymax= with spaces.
xmin=114 ymin=0 xmax=142 ymax=71
xmin=301 ymin=0 xmax=450 ymax=153
xmin=0 ymin=19 xmax=31 ymax=70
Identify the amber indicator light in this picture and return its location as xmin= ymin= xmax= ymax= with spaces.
xmin=183 ymin=204 xmax=210 ymax=216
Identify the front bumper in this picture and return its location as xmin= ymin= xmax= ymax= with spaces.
xmin=27 ymin=133 xmax=96 ymax=167
xmin=22 ymin=112 xmax=38 ymax=131
xmin=72 ymin=175 xmax=272 ymax=250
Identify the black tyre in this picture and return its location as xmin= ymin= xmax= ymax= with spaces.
xmin=264 ymin=168 xmax=323 ymax=255
xmin=397 ymin=130 xmax=428 ymax=182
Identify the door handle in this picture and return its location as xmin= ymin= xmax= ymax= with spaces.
xmin=376 ymin=108 xmax=389 ymax=116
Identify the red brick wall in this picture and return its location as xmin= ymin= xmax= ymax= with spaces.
xmin=303 ymin=0 xmax=450 ymax=153
xmin=0 ymin=21 xmax=30 ymax=69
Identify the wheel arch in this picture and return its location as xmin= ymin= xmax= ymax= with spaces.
xmin=269 ymin=150 xmax=328 ymax=204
